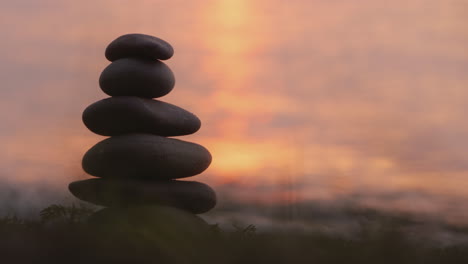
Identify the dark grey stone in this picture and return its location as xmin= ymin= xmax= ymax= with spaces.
xmin=105 ymin=34 xmax=174 ymax=61
xmin=83 ymin=97 xmax=201 ymax=136
xmin=82 ymin=134 xmax=212 ymax=179
xmin=69 ymin=179 xmax=216 ymax=214
xmin=88 ymin=206 xmax=212 ymax=238
xmin=99 ymin=58 xmax=175 ymax=98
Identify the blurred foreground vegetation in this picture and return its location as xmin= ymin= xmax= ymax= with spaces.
xmin=0 ymin=204 xmax=468 ymax=264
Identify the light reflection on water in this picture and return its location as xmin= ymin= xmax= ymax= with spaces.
xmin=0 ymin=0 xmax=467 ymax=223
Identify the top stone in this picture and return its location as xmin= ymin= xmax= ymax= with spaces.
xmin=105 ymin=34 xmax=174 ymax=61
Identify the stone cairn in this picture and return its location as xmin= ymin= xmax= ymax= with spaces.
xmin=69 ymin=34 xmax=216 ymax=228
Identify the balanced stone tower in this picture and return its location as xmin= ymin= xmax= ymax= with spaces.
xmin=69 ymin=34 xmax=216 ymax=230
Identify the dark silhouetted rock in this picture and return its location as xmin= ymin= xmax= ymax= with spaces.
xmin=99 ymin=58 xmax=175 ymax=98
xmin=69 ymin=179 xmax=216 ymax=214
xmin=88 ymin=206 xmax=212 ymax=238
xmin=82 ymin=133 xmax=212 ymax=179
xmin=83 ymin=97 xmax=201 ymax=137
xmin=105 ymin=34 xmax=174 ymax=61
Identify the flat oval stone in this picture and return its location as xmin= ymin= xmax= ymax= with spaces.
xmin=82 ymin=134 xmax=212 ymax=179
xmin=88 ymin=206 xmax=212 ymax=239
xmin=69 ymin=179 xmax=216 ymax=214
xmin=105 ymin=34 xmax=174 ymax=61
xmin=99 ymin=58 xmax=175 ymax=98
xmin=83 ymin=97 xmax=201 ymax=136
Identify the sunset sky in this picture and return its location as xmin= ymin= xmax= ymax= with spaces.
xmin=1 ymin=0 xmax=468 ymax=223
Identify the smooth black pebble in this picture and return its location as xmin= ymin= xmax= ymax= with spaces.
xmin=99 ymin=58 xmax=175 ymax=98
xmin=82 ymin=134 xmax=212 ymax=179
xmin=105 ymin=33 xmax=174 ymax=61
xmin=83 ymin=97 xmax=201 ymax=136
xmin=69 ymin=179 xmax=216 ymax=214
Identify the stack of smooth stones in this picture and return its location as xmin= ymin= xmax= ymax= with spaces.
xmin=69 ymin=34 xmax=216 ymax=231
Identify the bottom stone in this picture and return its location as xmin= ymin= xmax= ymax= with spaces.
xmin=69 ymin=179 xmax=216 ymax=214
xmin=88 ymin=206 xmax=215 ymax=247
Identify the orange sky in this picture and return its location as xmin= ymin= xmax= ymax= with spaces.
xmin=1 ymin=0 xmax=468 ymax=222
